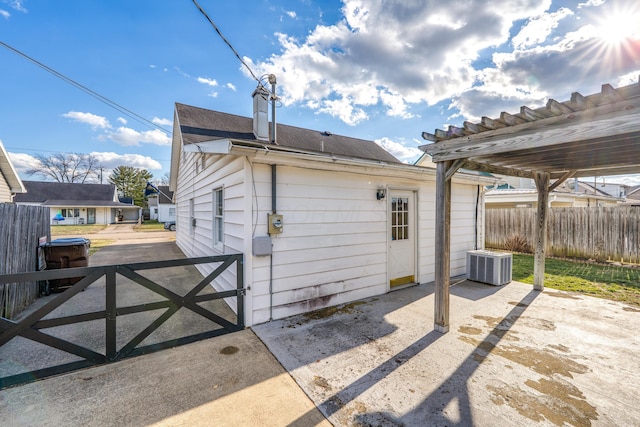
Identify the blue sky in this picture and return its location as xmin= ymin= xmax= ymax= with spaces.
xmin=2 ymin=0 xmax=640 ymax=185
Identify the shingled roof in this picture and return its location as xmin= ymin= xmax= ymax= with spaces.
xmin=14 ymin=181 xmax=136 ymax=207
xmin=156 ymin=185 xmax=174 ymax=204
xmin=175 ymin=103 xmax=400 ymax=164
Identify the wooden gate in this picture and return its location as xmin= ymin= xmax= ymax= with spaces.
xmin=0 ymin=254 xmax=244 ymax=389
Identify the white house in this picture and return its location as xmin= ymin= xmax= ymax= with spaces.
xmin=14 ymin=181 xmax=140 ymax=225
xmin=147 ymin=185 xmax=175 ymax=223
xmin=0 ymin=139 xmax=25 ymax=202
xmin=170 ymin=101 xmax=495 ymax=327
xmin=485 ymin=178 xmax=623 ymax=208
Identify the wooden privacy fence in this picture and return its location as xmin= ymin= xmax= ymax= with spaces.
xmin=0 ymin=204 xmax=50 ymax=319
xmin=486 ymin=207 xmax=640 ymax=263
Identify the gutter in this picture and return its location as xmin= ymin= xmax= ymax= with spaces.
xmin=182 ymin=139 xmax=498 ymax=186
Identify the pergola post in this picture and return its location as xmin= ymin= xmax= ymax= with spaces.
xmin=434 ymin=160 xmax=452 ymax=333
xmin=533 ymin=172 xmax=550 ymax=291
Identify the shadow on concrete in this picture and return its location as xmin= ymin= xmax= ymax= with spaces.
xmin=351 ymin=289 xmax=540 ymax=426
xmin=263 ymin=283 xmax=540 ymax=426
xmin=450 ymin=277 xmax=507 ymax=301
xmin=254 ymin=282 xmax=436 ymax=371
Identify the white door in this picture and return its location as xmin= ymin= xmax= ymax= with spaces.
xmin=389 ymin=190 xmax=416 ymax=288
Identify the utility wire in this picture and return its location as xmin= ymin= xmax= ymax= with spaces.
xmin=191 ymin=0 xmax=263 ymax=86
xmin=0 ymin=40 xmax=171 ymax=134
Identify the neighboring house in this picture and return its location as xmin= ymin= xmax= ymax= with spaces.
xmin=0 ymin=139 xmax=26 ymax=202
xmin=147 ymin=185 xmax=175 ymax=223
xmin=622 ymin=185 xmax=640 ymax=206
xmin=14 ymin=181 xmax=141 ymax=225
xmin=170 ymin=100 xmax=495 ymax=326
xmin=485 ymin=178 xmax=623 ymax=208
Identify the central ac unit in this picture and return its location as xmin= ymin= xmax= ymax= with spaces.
xmin=466 ymin=250 xmax=512 ymax=286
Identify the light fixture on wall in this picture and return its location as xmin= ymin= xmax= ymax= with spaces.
xmin=376 ymin=188 xmax=386 ymax=200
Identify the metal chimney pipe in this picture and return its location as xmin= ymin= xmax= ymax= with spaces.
xmin=268 ymin=74 xmax=277 ymax=144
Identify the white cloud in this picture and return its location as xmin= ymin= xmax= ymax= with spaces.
xmin=226 ymin=83 xmax=237 ymax=91
xmin=197 ymin=77 xmax=218 ymax=87
xmin=105 ymin=127 xmax=170 ymax=147
xmin=511 ymin=8 xmax=573 ymax=49
xmin=62 ymin=111 xmax=111 ymax=129
xmin=616 ymin=70 xmax=640 ymax=87
xmin=0 ymin=9 xmax=9 ymax=18
xmin=374 ymin=137 xmax=422 ymax=163
xmin=380 ymin=90 xmax=413 ymax=119
xmin=208 ymin=91 xmax=219 ymax=98
xmin=285 ymin=10 xmax=296 ymax=19
xmin=174 ymin=67 xmax=192 ymax=78
xmin=8 ymin=151 xmax=162 ymax=180
xmin=578 ymin=0 xmax=605 ymax=8
xmin=317 ymin=97 xmax=367 ymax=125
xmin=152 ymin=117 xmax=172 ymax=126
xmin=7 ymin=152 xmax=41 ymax=174
xmin=251 ymin=0 xmax=551 ymax=125
xmin=5 ymin=0 xmax=26 ymax=12
xmin=117 ymin=117 xmax=127 ymax=125
xmin=91 ymin=152 xmax=162 ymax=171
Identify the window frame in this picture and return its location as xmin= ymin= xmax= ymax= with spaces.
xmin=212 ymin=187 xmax=224 ymax=251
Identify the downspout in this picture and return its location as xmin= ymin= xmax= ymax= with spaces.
xmin=269 ymin=163 xmax=277 ymax=321
xmin=473 ymin=185 xmax=479 ymax=250
xmin=268 ymin=74 xmax=278 ymax=321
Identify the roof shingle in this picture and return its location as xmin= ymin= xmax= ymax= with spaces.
xmin=175 ymin=103 xmax=400 ymax=164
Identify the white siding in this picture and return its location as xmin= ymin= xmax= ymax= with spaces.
xmin=0 ymin=175 xmax=11 ymax=202
xmin=250 ymin=164 xmax=389 ymax=324
xmin=175 ymin=152 xmax=246 ymax=314
xmin=176 ymin=151 xmax=484 ymax=326
xmin=157 ymin=203 xmax=175 ymax=223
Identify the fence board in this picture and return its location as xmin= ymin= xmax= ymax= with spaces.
xmin=0 ymin=204 xmax=51 ymax=318
xmin=486 ymin=207 xmax=640 ymax=264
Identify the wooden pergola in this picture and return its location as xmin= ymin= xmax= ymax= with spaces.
xmin=421 ymin=79 xmax=640 ymax=333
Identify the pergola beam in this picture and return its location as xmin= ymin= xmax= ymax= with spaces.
xmin=424 ymin=103 xmax=640 ymax=162
xmin=548 ymin=170 xmax=577 ymax=192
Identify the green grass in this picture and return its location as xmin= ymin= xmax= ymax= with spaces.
xmin=87 ymin=239 xmax=115 ymax=255
xmin=51 ymin=225 xmax=107 ymax=235
xmin=134 ymin=220 xmax=166 ymax=231
xmin=512 ymin=253 xmax=640 ymax=306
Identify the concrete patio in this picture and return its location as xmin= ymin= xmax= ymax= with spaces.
xmin=254 ymin=279 xmax=640 ymax=426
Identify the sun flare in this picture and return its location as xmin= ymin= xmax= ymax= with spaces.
xmin=595 ymin=9 xmax=640 ymax=45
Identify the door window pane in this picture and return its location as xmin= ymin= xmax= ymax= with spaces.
xmin=391 ymin=197 xmax=409 ymax=241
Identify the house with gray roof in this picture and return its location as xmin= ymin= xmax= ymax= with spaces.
xmin=14 ymin=181 xmax=140 ymax=225
xmin=0 ymin=139 xmax=25 ymax=202
xmin=147 ymin=185 xmax=175 ymax=223
xmin=170 ymin=98 xmax=495 ymax=326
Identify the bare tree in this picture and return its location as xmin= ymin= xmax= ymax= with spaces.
xmin=158 ymin=172 xmax=170 ymax=185
xmin=26 ymin=153 xmax=103 ymax=183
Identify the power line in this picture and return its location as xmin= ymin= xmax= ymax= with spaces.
xmin=191 ymin=0 xmax=263 ymax=86
xmin=0 ymin=40 xmax=171 ymax=134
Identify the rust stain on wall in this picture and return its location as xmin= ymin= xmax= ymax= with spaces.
xmin=303 ymin=300 xmax=368 ymax=321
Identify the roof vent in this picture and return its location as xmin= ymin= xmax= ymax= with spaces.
xmin=252 ymin=86 xmax=269 ymax=141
